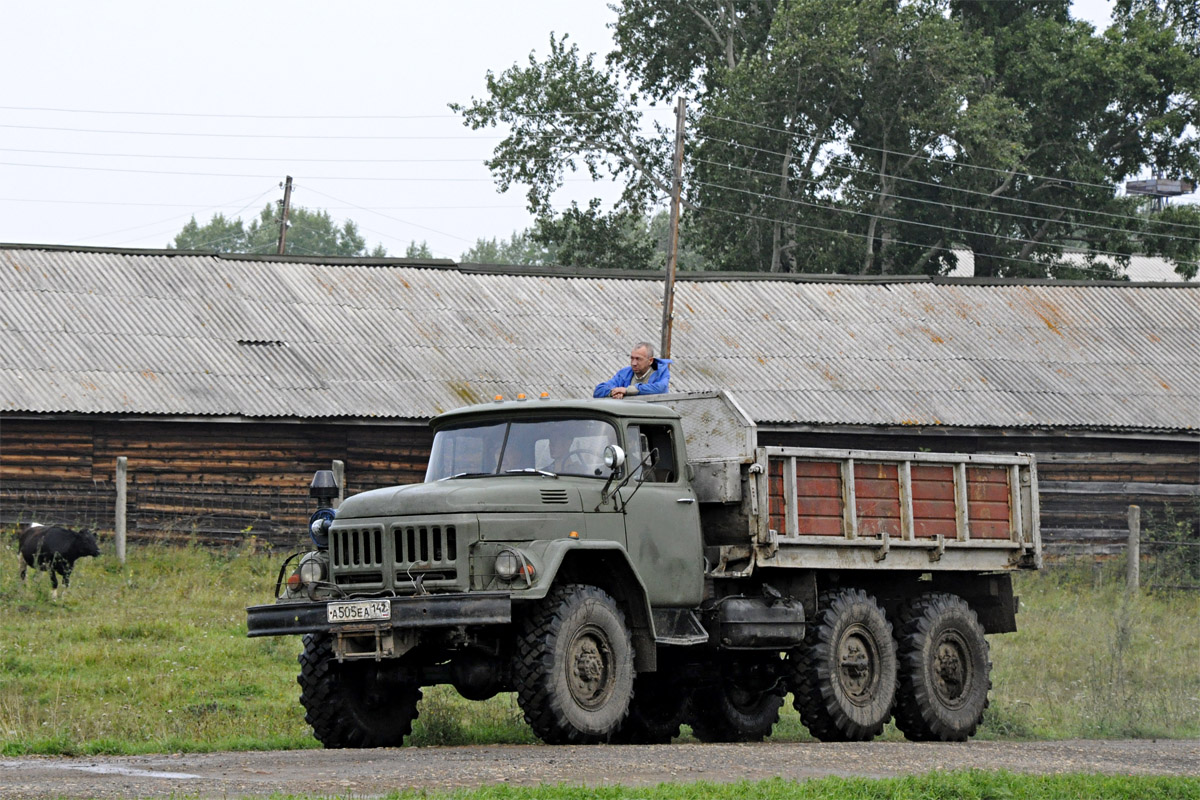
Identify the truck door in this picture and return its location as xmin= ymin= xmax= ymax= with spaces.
xmin=620 ymin=422 xmax=704 ymax=606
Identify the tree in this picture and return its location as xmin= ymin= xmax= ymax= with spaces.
xmin=455 ymin=0 xmax=1198 ymax=279
xmin=461 ymin=229 xmax=552 ymax=265
xmin=171 ymin=213 xmax=251 ymax=253
xmin=404 ymin=240 xmax=433 ymax=258
xmin=170 ymin=205 xmax=387 ymax=257
xmin=946 ymin=0 xmax=1200 ymax=277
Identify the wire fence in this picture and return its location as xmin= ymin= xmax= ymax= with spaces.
xmin=1 ymin=480 xmax=312 ymax=548
xmin=4 ymin=483 xmax=1197 ymax=589
xmin=1140 ymin=538 xmax=1200 ymax=591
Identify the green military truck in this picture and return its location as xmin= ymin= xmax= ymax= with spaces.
xmin=247 ymin=391 xmax=1041 ymax=747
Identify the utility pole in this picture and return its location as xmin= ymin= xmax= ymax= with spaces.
xmin=276 ymin=175 xmax=293 ymax=255
xmin=660 ymin=97 xmax=686 ymax=360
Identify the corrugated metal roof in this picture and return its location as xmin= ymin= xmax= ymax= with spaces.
xmin=1 ymin=245 xmax=1196 ymax=431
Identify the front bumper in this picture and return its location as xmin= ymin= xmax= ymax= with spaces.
xmin=246 ymin=591 xmax=512 ymax=638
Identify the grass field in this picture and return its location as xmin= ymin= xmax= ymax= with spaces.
xmin=365 ymin=773 xmax=1200 ymax=800
xmin=1 ymin=533 xmax=1197 ymax=756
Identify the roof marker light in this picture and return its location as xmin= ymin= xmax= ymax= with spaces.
xmin=568 ymin=531 xmax=579 ymax=539
xmin=540 ymin=392 xmax=550 ymax=400
xmin=517 ymin=393 xmax=527 ymax=401
xmin=494 ymin=395 xmax=503 ymax=403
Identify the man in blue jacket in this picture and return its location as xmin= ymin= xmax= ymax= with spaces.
xmin=593 ymin=341 xmax=672 ymax=399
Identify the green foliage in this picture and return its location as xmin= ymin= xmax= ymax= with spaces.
xmin=530 ymin=199 xmax=657 ymax=270
xmin=169 ymin=204 xmax=387 ymax=258
xmin=461 ymin=229 xmax=552 ymax=266
xmin=1141 ymin=500 xmax=1200 ymax=589
xmin=456 ymin=0 xmax=1199 ymax=279
xmin=405 ymin=240 xmax=434 ymax=259
xmin=1142 ymin=204 xmax=1200 ymax=279
xmin=461 ymin=208 xmax=704 ymax=271
xmin=450 ymin=34 xmax=670 ymax=217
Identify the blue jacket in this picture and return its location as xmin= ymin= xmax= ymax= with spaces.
xmin=593 ymin=358 xmax=672 ymax=398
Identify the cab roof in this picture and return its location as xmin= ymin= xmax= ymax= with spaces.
xmin=431 ymin=396 xmax=681 ymax=429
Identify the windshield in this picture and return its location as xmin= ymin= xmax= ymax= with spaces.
xmin=426 ymin=418 xmax=619 ymax=481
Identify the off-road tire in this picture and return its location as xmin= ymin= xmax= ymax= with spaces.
xmin=686 ymin=679 xmax=783 ymax=743
xmin=297 ymin=633 xmax=422 ymax=748
xmin=893 ymin=592 xmax=991 ymax=742
xmin=611 ymin=671 xmax=688 ymax=744
xmin=514 ymin=584 xmax=635 ymax=744
xmin=791 ymin=588 xmax=897 ymax=742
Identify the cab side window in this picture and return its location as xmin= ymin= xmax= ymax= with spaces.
xmin=627 ymin=424 xmax=678 ymax=483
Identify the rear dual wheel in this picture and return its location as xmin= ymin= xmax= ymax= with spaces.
xmin=893 ymin=593 xmax=991 ymax=742
xmin=791 ymin=589 xmax=897 ymax=742
xmin=612 ymin=671 xmax=688 ymax=744
xmin=686 ymin=657 xmax=784 ymax=743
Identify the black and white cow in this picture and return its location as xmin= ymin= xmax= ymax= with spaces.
xmin=18 ymin=523 xmax=101 ymax=596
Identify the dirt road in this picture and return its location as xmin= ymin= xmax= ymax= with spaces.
xmin=2 ymin=739 xmax=1197 ymax=799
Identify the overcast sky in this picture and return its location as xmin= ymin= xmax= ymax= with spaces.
xmin=0 ymin=0 xmax=1172 ymax=261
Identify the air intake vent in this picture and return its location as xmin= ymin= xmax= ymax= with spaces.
xmin=540 ymin=489 xmax=570 ymax=504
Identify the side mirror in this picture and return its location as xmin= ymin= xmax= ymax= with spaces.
xmin=603 ymin=445 xmax=626 ymax=470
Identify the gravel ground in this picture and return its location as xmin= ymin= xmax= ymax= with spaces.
xmin=2 ymin=739 xmax=1198 ymax=799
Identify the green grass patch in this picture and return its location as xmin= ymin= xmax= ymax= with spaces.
xmin=1 ymin=531 xmax=1197 ymax=755
xmin=247 ymin=773 xmax=1200 ymax=800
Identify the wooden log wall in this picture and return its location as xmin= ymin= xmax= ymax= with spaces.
xmin=2 ymin=416 xmax=1195 ymax=555
xmin=0 ymin=417 xmax=431 ymax=546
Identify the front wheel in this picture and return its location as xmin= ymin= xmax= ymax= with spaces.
xmin=893 ymin=593 xmax=991 ymax=742
xmin=514 ymin=584 xmax=635 ymax=744
xmin=297 ymin=633 xmax=423 ymax=748
xmin=790 ymin=588 xmax=897 ymax=742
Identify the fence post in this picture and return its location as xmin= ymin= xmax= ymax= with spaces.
xmin=332 ymin=460 xmax=345 ymax=508
xmin=115 ymin=457 xmax=127 ymax=565
xmin=1127 ymin=504 xmax=1141 ymax=592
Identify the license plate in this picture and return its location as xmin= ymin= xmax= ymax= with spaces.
xmin=327 ymin=599 xmax=391 ymax=623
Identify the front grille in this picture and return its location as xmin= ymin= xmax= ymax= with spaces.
xmin=329 ymin=521 xmax=463 ymax=591
xmin=330 ymin=525 xmax=387 ymax=589
xmin=395 ymin=525 xmax=458 ymax=582
xmin=331 ymin=526 xmax=385 ymax=569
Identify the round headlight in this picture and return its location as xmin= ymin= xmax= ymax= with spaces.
xmin=494 ymin=550 xmax=522 ymax=581
xmin=298 ymin=554 xmax=325 ymax=586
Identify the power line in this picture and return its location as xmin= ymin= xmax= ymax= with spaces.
xmin=689 ymin=202 xmax=1149 ymax=278
xmin=0 ymin=105 xmax=662 ymax=120
xmin=75 ymin=186 xmax=276 ymax=247
xmin=300 ymin=185 xmax=478 ymax=246
xmin=0 ymin=123 xmax=504 ymax=141
xmin=0 ymin=161 xmax=597 ymax=182
xmin=0 ymin=147 xmax=500 ymax=164
xmin=704 ymin=113 xmax=1166 ymax=194
xmin=0 ymin=197 xmax=522 ymax=211
xmin=692 ymin=156 xmax=1200 ymax=245
xmin=692 ymin=177 xmax=1197 ymax=269
xmin=697 ymin=135 xmax=1200 ymax=234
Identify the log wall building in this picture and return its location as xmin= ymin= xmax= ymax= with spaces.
xmin=1 ymin=245 xmax=1195 ymax=552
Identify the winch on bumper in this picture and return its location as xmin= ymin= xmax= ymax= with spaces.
xmin=246 ymin=591 xmax=512 ymax=660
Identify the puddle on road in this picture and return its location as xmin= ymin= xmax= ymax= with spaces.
xmin=1 ymin=760 xmax=200 ymax=780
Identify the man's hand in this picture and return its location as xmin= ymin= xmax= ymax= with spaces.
xmin=610 ymin=387 xmax=627 ymax=399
